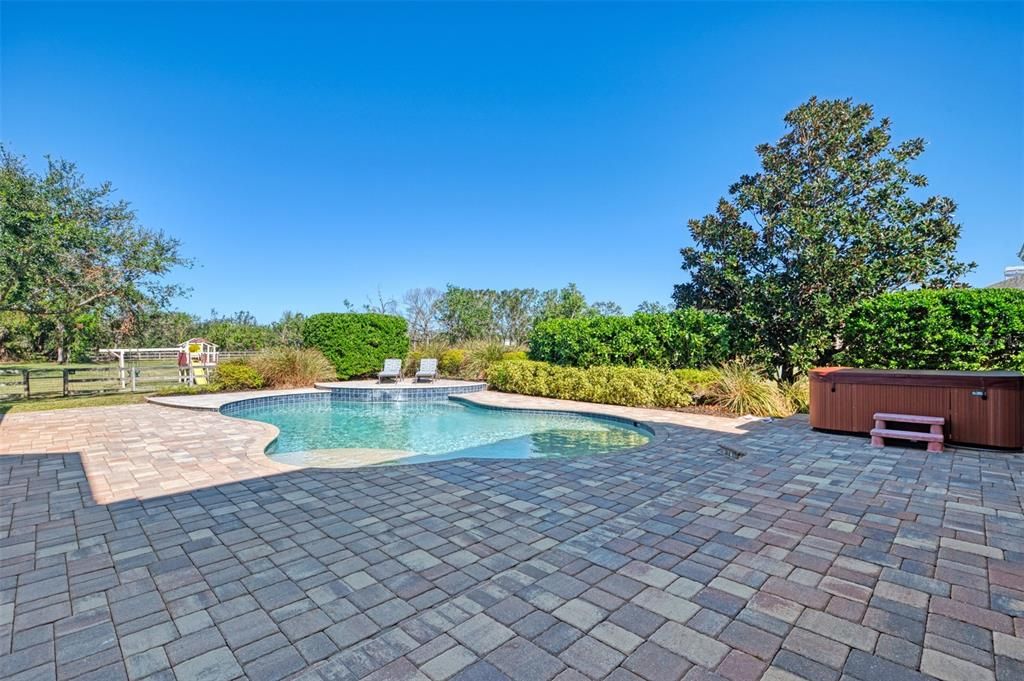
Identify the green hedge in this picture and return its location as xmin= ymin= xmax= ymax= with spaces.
xmin=839 ymin=289 xmax=1024 ymax=370
xmin=528 ymin=309 xmax=732 ymax=369
xmin=487 ymin=359 xmax=715 ymax=408
xmin=439 ymin=349 xmax=465 ymax=376
xmin=214 ymin=362 xmax=265 ymax=390
xmin=303 ymin=313 xmax=410 ymax=379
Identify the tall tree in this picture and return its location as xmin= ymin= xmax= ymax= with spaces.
xmin=635 ymin=301 xmax=668 ymax=314
xmin=403 ymin=287 xmax=442 ymax=344
xmin=590 ymin=301 xmax=624 ymax=316
xmin=673 ymin=98 xmax=973 ymax=380
xmin=494 ymin=288 xmax=540 ymax=345
xmin=537 ymin=283 xmax=590 ymax=322
xmin=273 ymin=311 xmax=307 ymax=347
xmin=0 ymin=148 xmax=191 ymax=361
xmin=363 ymin=287 xmax=398 ymax=315
xmin=436 ymin=286 xmax=496 ymax=342
xmin=201 ymin=310 xmax=273 ymax=350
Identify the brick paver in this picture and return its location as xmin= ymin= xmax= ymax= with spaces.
xmin=1 ymin=395 xmax=1022 ymax=681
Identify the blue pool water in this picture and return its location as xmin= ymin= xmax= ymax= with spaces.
xmin=228 ymin=399 xmax=650 ymax=465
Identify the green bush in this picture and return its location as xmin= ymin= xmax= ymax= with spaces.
xmin=781 ymin=376 xmax=810 ymax=414
xmin=673 ymin=367 xmax=717 ymax=388
xmin=462 ymin=341 xmax=514 ymax=379
xmin=502 ymin=350 xmax=528 ymax=361
xmin=439 ymin=349 xmax=466 ymax=376
xmin=487 ymin=359 xmax=714 ymax=408
xmin=407 ymin=341 xmax=452 ymax=377
xmin=839 ymin=289 xmax=1024 ymax=371
xmin=302 ymin=313 xmax=410 ymax=379
xmin=528 ymin=309 xmax=732 ymax=369
xmin=214 ymin=361 xmax=265 ymax=391
xmin=704 ymin=360 xmax=791 ymax=418
xmin=250 ymin=347 xmax=335 ymax=388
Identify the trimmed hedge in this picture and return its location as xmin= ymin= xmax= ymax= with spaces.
xmin=487 ymin=359 xmax=715 ymax=408
xmin=303 ymin=313 xmax=410 ymax=379
xmin=528 ymin=309 xmax=732 ymax=369
xmin=839 ymin=289 xmax=1024 ymax=371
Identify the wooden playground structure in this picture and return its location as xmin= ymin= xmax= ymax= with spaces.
xmin=100 ymin=338 xmax=220 ymax=389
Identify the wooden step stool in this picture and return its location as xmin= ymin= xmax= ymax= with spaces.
xmin=870 ymin=412 xmax=945 ymax=452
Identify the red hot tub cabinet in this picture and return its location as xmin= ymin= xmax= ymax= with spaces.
xmin=809 ymin=368 xmax=1024 ymax=450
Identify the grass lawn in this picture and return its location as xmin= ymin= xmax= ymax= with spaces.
xmin=0 ymin=392 xmax=151 ymax=414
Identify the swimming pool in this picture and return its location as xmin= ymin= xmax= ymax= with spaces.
xmin=226 ymin=397 xmax=651 ymax=466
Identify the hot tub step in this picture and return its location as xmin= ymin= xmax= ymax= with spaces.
xmin=870 ymin=427 xmax=944 ymax=453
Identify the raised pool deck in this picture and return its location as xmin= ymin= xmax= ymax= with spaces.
xmin=315 ymin=379 xmax=487 ymax=401
xmin=315 ymin=379 xmax=485 ymax=390
xmin=147 ymin=380 xmax=488 ymax=410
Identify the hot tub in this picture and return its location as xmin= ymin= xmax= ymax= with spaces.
xmin=809 ymin=368 xmax=1024 ymax=450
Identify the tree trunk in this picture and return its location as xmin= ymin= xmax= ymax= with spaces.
xmin=55 ymin=320 xmax=66 ymax=364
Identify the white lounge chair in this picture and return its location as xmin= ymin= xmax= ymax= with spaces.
xmin=378 ymin=358 xmax=402 ymax=383
xmin=415 ymin=358 xmax=438 ymax=383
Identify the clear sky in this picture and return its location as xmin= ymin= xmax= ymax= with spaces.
xmin=3 ymin=1 xmax=1022 ymax=321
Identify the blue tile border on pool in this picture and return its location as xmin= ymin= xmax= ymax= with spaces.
xmin=220 ymin=390 xmax=331 ymax=416
xmin=218 ymin=384 xmax=486 ymax=416
xmin=318 ymin=382 xmax=486 ymax=402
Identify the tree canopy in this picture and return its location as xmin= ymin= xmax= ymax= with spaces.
xmin=431 ymin=283 xmax=617 ymax=345
xmin=1 ymin=148 xmax=191 ymax=361
xmin=673 ymin=97 xmax=974 ymax=380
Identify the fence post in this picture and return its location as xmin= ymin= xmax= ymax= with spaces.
xmin=63 ymin=369 xmax=70 ymax=397
xmin=23 ymin=370 xmax=30 ymax=399
xmin=131 ymin=363 xmax=137 ymax=392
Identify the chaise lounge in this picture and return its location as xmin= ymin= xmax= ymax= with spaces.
xmin=377 ymin=358 xmax=402 ymax=383
xmin=415 ymin=358 xmax=438 ymax=383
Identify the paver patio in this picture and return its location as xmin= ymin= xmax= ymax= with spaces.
xmin=1 ymin=391 xmax=1022 ymax=681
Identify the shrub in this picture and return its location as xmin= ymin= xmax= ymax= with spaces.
xmin=407 ymin=340 xmax=452 ymax=377
xmin=439 ymin=349 xmax=466 ymax=376
xmin=839 ymin=289 xmax=1024 ymax=371
xmin=703 ymin=361 xmax=791 ymax=417
xmin=462 ymin=341 xmax=516 ymax=380
xmin=487 ymin=359 xmax=713 ymax=408
xmin=214 ymin=361 xmax=265 ymax=391
xmin=502 ymin=350 xmax=528 ymax=361
xmin=674 ymin=367 xmax=717 ymax=388
xmin=781 ymin=376 xmax=810 ymax=414
xmin=303 ymin=313 xmax=410 ymax=379
xmin=528 ymin=309 xmax=732 ymax=369
xmin=250 ymin=347 xmax=335 ymax=388
xmin=405 ymin=349 xmax=423 ymax=375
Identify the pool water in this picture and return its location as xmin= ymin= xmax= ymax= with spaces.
xmin=229 ymin=399 xmax=650 ymax=465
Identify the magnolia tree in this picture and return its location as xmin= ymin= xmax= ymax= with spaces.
xmin=673 ymin=98 xmax=974 ymax=380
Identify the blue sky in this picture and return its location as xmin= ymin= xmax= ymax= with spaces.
xmin=3 ymin=1 xmax=1022 ymax=321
